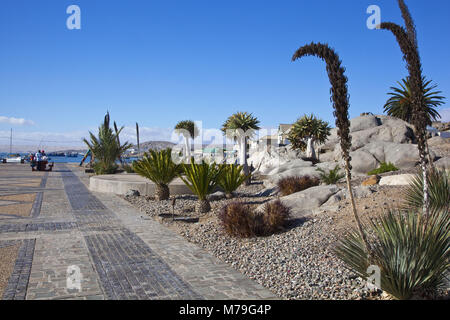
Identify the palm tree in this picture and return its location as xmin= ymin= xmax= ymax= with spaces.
xmin=378 ymin=0 xmax=432 ymax=216
xmin=83 ymin=112 xmax=132 ymax=174
xmin=292 ymin=43 xmax=372 ymax=256
xmin=221 ymin=112 xmax=260 ymax=182
xmin=287 ymin=114 xmax=331 ymax=160
xmin=132 ymin=148 xmax=182 ymax=200
xmin=174 ymin=120 xmax=198 ymax=160
xmin=384 ymin=77 xmax=444 ymax=124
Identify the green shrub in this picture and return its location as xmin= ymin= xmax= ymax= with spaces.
xmin=123 ymin=163 xmax=135 ymax=173
xmin=277 ymin=176 xmax=320 ymax=196
xmin=218 ymin=164 xmax=250 ymax=198
xmin=218 ymin=200 xmax=290 ymax=238
xmin=334 ymin=208 xmax=450 ymax=300
xmin=181 ymin=159 xmax=223 ymax=213
xmin=316 ymin=165 xmax=345 ymax=184
xmin=367 ymin=162 xmax=399 ymax=175
xmin=132 ymin=148 xmax=182 ymax=200
xmin=403 ymin=169 xmax=450 ymax=212
xmin=93 ymin=162 xmax=117 ymax=175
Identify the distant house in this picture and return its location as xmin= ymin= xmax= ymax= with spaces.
xmin=278 ymin=124 xmax=293 ymax=146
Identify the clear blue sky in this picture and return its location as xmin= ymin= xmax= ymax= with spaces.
xmin=1 ymin=0 xmax=449 ymax=146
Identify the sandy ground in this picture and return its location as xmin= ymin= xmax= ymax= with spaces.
xmin=0 ymin=243 xmax=21 ymax=298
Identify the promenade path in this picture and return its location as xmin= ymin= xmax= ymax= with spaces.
xmin=0 ymin=163 xmax=276 ymax=300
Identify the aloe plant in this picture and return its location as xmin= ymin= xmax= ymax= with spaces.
xmin=221 ymin=112 xmax=260 ymax=183
xmin=316 ymin=165 xmax=345 ymax=185
xmin=292 ymin=43 xmax=371 ymax=256
xmin=174 ymin=120 xmax=198 ymax=160
xmin=132 ymin=148 xmax=182 ymax=200
xmin=288 ymin=114 xmax=331 ymax=160
xmin=180 ymin=159 xmax=223 ymax=213
xmin=378 ymin=0 xmax=431 ymax=215
xmin=218 ymin=164 xmax=249 ymax=199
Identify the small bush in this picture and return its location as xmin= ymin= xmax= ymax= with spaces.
xmin=316 ymin=165 xmax=345 ymax=184
xmin=219 ymin=200 xmax=290 ymax=238
xmin=277 ymin=176 xmax=320 ymax=196
xmin=123 ymin=163 xmax=135 ymax=173
xmin=93 ymin=162 xmax=117 ymax=175
xmin=218 ymin=164 xmax=249 ymax=198
xmin=367 ymin=162 xmax=399 ymax=175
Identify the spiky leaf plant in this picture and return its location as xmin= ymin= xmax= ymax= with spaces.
xmin=132 ymin=148 xmax=182 ymax=200
xmin=292 ymin=43 xmax=371 ymax=255
xmin=378 ymin=0 xmax=431 ymax=215
xmin=334 ymin=208 xmax=450 ymax=300
xmin=180 ymin=158 xmax=223 ymax=213
xmin=83 ymin=112 xmax=132 ymax=175
xmin=316 ymin=165 xmax=345 ymax=185
xmin=403 ymin=169 xmax=450 ymax=212
xmin=221 ymin=112 xmax=260 ymax=182
xmin=218 ymin=164 xmax=250 ymax=199
xmin=287 ymin=114 xmax=331 ymax=160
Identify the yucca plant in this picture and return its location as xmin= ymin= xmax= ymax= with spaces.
xmin=334 ymin=208 xmax=450 ymax=300
xmin=132 ymin=148 xmax=182 ymax=200
xmin=288 ymin=114 xmax=331 ymax=161
xmin=221 ymin=112 xmax=260 ymax=183
xmin=316 ymin=165 xmax=345 ymax=185
xmin=403 ymin=169 xmax=450 ymax=212
xmin=218 ymin=164 xmax=249 ymax=199
xmin=83 ymin=112 xmax=132 ymax=175
xmin=180 ymin=158 xmax=223 ymax=213
xmin=292 ymin=43 xmax=371 ymax=255
xmin=378 ymin=0 xmax=431 ymax=215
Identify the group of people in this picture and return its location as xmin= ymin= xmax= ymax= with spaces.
xmin=30 ymin=150 xmax=50 ymax=171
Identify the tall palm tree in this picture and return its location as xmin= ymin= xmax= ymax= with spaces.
xmin=83 ymin=112 xmax=132 ymax=174
xmin=221 ymin=112 xmax=260 ymax=182
xmin=384 ymin=76 xmax=444 ymax=124
xmin=292 ymin=43 xmax=372 ymax=256
xmin=288 ymin=114 xmax=331 ymax=160
xmin=378 ymin=0 xmax=432 ymax=216
xmin=174 ymin=120 xmax=198 ymax=160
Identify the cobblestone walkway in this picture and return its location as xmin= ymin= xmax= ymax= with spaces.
xmin=0 ymin=164 xmax=277 ymax=300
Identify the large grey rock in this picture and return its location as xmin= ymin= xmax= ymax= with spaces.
xmin=350 ymin=115 xmax=380 ymax=133
xmin=275 ymin=185 xmax=340 ymax=216
xmin=350 ymin=150 xmax=378 ymax=174
xmin=266 ymin=166 xmax=321 ymax=186
xmin=434 ymin=157 xmax=450 ymax=170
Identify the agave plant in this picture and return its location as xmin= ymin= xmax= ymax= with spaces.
xmin=292 ymin=43 xmax=371 ymax=255
xmin=174 ymin=120 xmax=199 ymax=160
xmin=218 ymin=164 xmax=249 ymax=199
xmin=221 ymin=112 xmax=260 ymax=182
xmin=288 ymin=114 xmax=331 ymax=160
xmin=334 ymin=208 xmax=450 ymax=300
xmin=180 ymin=158 xmax=223 ymax=213
xmin=132 ymin=148 xmax=182 ymax=200
xmin=378 ymin=0 xmax=431 ymax=215
xmin=403 ymin=169 xmax=450 ymax=212
xmin=83 ymin=112 xmax=132 ymax=175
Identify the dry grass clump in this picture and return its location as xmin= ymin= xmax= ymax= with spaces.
xmin=218 ymin=200 xmax=290 ymax=238
xmin=277 ymin=176 xmax=320 ymax=196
